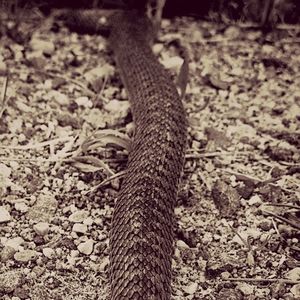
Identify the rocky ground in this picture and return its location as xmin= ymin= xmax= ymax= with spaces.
xmin=0 ymin=8 xmax=299 ymax=300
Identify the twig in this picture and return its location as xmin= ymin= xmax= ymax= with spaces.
xmin=226 ymin=277 xmax=300 ymax=284
xmin=0 ymin=136 xmax=74 ymax=150
xmin=186 ymin=151 xmax=230 ymax=159
xmin=262 ymin=210 xmax=300 ymax=230
xmin=228 ymin=223 xmax=250 ymax=251
xmin=265 ymin=203 xmax=300 ymax=210
xmin=86 ymin=170 xmax=126 ymax=193
xmin=0 ymin=76 xmax=8 ymax=118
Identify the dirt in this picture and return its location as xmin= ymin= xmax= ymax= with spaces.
xmin=0 ymin=9 xmax=299 ymax=300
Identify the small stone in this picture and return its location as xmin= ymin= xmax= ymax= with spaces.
xmin=0 ymin=163 xmax=11 ymax=177
xmin=69 ymin=210 xmax=89 ymax=223
xmin=98 ymin=256 xmax=109 ymax=271
xmin=237 ymin=282 xmax=254 ymax=295
xmin=29 ymin=38 xmax=55 ymax=55
xmin=33 ymin=222 xmax=49 ymax=236
xmin=77 ymin=239 xmax=94 ymax=255
xmin=0 ymin=270 xmax=22 ymax=293
xmin=72 ymin=223 xmax=88 ymax=234
xmin=84 ymin=64 xmax=114 ymax=84
xmin=46 ymin=90 xmax=69 ymax=106
xmin=248 ymin=195 xmax=262 ymax=206
xmin=42 ymin=247 xmax=55 ymax=258
xmin=5 ymin=237 xmax=24 ymax=250
xmin=284 ymin=267 xmax=300 ymax=281
xmin=27 ymin=194 xmax=58 ymax=222
xmin=0 ymin=206 xmax=11 ymax=223
xmin=152 ymin=43 xmax=163 ymax=54
xmin=32 ymin=266 xmax=45 ymax=277
xmin=83 ymin=217 xmax=93 ymax=226
xmin=176 ymin=240 xmax=190 ymax=249
xmin=1 ymin=246 xmax=16 ymax=262
xmin=224 ymin=25 xmax=240 ymax=39
xmin=104 ymin=99 xmax=130 ymax=118
xmin=182 ymin=282 xmax=198 ymax=295
xmin=75 ymin=96 xmax=91 ymax=107
xmin=15 ymin=202 xmax=29 ymax=213
xmin=290 ymin=284 xmax=300 ymax=298
xmin=27 ymin=53 xmax=47 ymax=69
xmin=161 ymin=56 xmax=183 ymax=70
xmin=211 ymin=180 xmax=240 ymax=217
xmin=14 ymin=250 xmax=37 ymax=263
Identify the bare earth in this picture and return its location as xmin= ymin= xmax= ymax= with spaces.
xmin=0 ymin=12 xmax=299 ymax=300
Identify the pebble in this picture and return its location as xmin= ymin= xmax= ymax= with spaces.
xmin=182 ymin=282 xmax=198 ymax=295
xmin=27 ymin=194 xmax=58 ymax=222
xmin=83 ymin=217 xmax=93 ymax=226
xmin=75 ymin=96 xmax=92 ymax=108
xmin=68 ymin=210 xmax=89 ymax=223
xmin=248 ymin=194 xmax=262 ymax=206
xmin=161 ymin=56 xmax=183 ymax=70
xmin=46 ymin=90 xmax=69 ymax=106
xmin=0 ymin=270 xmax=22 ymax=293
xmin=0 ymin=206 xmax=11 ymax=223
xmin=176 ymin=240 xmax=190 ymax=249
xmin=14 ymin=202 xmax=29 ymax=213
xmin=42 ymin=247 xmax=55 ymax=258
xmin=291 ymin=284 xmax=300 ymax=298
xmin=285 ymin=267 xmax=300 ymax=281
xmin=26 ymin=52 xmax=47 ymax=69
xmin=77 ymin=239 xmax=94 ymax=255
xmin=104 ymin=99 xmax=130 ymax=118
xmin=0 ymin=163 xmax=11 ymax=177
xmin=72 ymin=223 xmax=88 ymax=234
xmin=33 ymin=222 xmax=50 ymax=236
xmin=29 ymin=38 xmax=55 ymax=55
xmin=1 ymin=246 xmax=16 ymax=262
xmin=84 ymin=64 xmax=114 ymax=84
xmin=98 ymin=256 xmax=109 ymax=271
xmin=14 ymin=250 xmax=37 ymax=263
xmin=237 ymin=282 xmax=254 ymax=295
xmin=5 ymin=237 xmax=24 ymax=251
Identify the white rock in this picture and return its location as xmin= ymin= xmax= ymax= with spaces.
xmin=0 ymin=163 xmax=11 ymax=177
xmin=98 ymin=256 xmax=109 ymax=271
xmin=33 ymin=222 xmax=50 ymax=236
xmin=104 ymin=99 xmax=130 ymax=117
xmin=237 ymin=282 xmax=254 ymax=295
xmin=183 ymin=282 xmax=198 ymax=295
xmin=248 ymin=195 xmax=262 ymax=206
xmin=0 ymin=206 xmax=11 ymax=223
xmin=83 ymin=217 xmax=93 ymax=226
xmin=14 ymin=202 xmax=29 ymax=213
xmin=72 ymin=223 xmax=88 ymax=234
xmin=285 ymin=267 xmax=300 ymax=281
xmin=176 ymin=240 xmax=190 ymax=249
xmin=14 ymin=250 xmax=37 ymax=262
xmin=69 ymin=210 xmax=89 ymax=223
xmin=42 ymin=247 xmax=55 ymax=258
xmin=75 ymin=96 xmax=92 ymax=108
xmin=5 ymin=237 xmax=24 ymax=251
xmin=84 ymin=64 xmax=114 ymax=84
xmin=77 ymin=239 xmax=94 ymax=255
xmin=46 ymin=90 xmax=69 ymax=106
xmin=30 ymin=39 xmax=55 ymax=55
xmin=161 ymin=56 xmax=183 ymax=70
xmin=290 ymin=283 xmax=300 ymax=298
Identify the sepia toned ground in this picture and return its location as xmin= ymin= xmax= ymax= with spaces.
xmin=0 ymin=9 xmax=299 ymax=300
